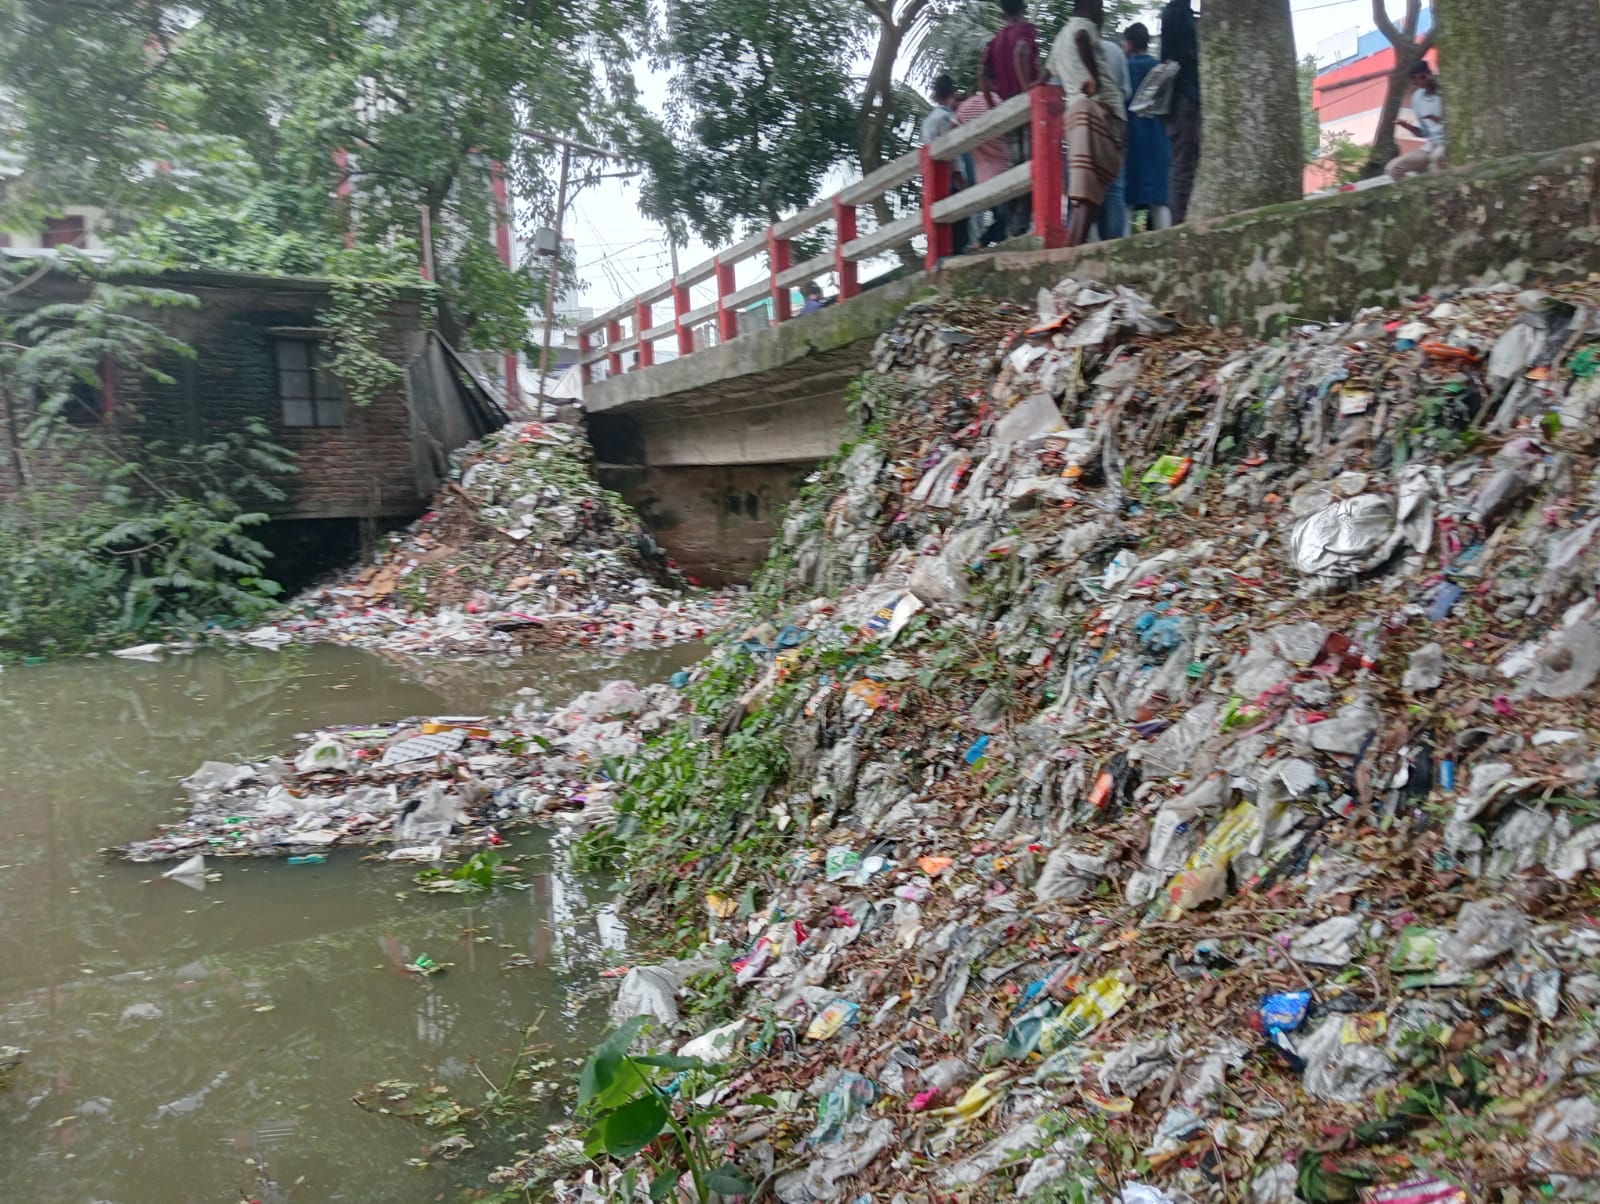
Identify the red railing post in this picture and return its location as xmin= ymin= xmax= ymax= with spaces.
xmin=920 ymin=145 xmax=953 ymax=272
xmin=579 ymin=327 xmax=593 ymax=385
xmin=606 ymin=319 xmax=624 ymax=378
xmin=673 ymin=278 xmax=693 ymax=356
xmin=634 ymin=300 xmax=654 ymax=370
xmin=1032 ymin=84 xmax=1067 ymax=250
xmin=833 ymin=196 xmax=858 ymax=300
xmin=714 ymin=257 xmax=738 ymax=344
xmin=767 ymin=227 xmax=793 ymax=323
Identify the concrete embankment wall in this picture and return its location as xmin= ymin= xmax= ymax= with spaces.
xmin=589 ymin=140 xmax=1600 ymax=583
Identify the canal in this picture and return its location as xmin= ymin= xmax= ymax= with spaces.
xmin=0 ymin=642 xmax=701 ymax=1203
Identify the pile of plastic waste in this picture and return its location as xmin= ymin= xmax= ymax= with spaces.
xmin=249 ymin=419 xmax=728 ymax=657
xmin=117 ymin=679 xmax=684 ymax=863
xmin=562 ymin=277 xmax=1600 ymax=1202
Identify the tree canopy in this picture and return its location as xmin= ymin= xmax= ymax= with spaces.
xmin=0 ymin=0 xmax=653 ymax=351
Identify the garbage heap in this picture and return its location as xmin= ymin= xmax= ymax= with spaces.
xmin=256 ymin=420 xmax=725 ymax=656
xmin=117 ymin=679 xmax=686 ymax=862
xmin=583 ymin=279 xmax=1600 ymax=1203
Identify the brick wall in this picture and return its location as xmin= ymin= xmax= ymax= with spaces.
xmin=0 ymin=270 xmax=432 ymax=520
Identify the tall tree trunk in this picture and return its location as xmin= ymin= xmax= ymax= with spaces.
xmin=1359 ymin=0 xmax=1429 ymax=180
xmin=1434 ymin=0 xmax=1600 ymax=164
xmin=1359 ymin=65 xmax=1411 ymax=179
xmin=0 ymin=386 xmax=28 ymax=495
xmin=1189 ymin=0 xmax=1303 ymax=220
xmin=857 ymin=0 xmax=926 ymax=268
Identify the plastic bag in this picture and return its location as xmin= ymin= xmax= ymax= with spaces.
xmin=774 ymin=1116 xmax=894 ymax=1203
xmin=807 ymin=1071 xmax=878 ymax=1143
xmin=1297 ymin=1015 xmax=1397 ymax=1102
xmin=1527 ymin=621 xmax=1600 ymax=698
xmin=1143 ymin=698 xmax=1220 ymax=779
xmin=610 ymin=964 xmax=681 ymax=1028
xmin=1442 ymin=899 xmax=1530 ymax=970
xmin=993 ymin=393 xmax=1066 ymax=445
xmin=1402 ymin=642 xmax=1445 ymax=691
xmin=1033 ymin=845 xmax=1110 ymax=901
xmin=593 ymin=680 xmax=646 ymax=718
xmin=1290 ymin=492 xmax=1395 ymax=579
xmin=1037 ymin=972 xmax=1130 ymax=1054
xmin=1290 ymin=915 xmax=1362 ymax=966
xmin=1164 ymin=800 xmax=1257 ymax=912
xmin=184 ymin=761 xmax=253 ymax=796
xmin=295 ymin=735 xmax=349 ymax=774
xmin=395 ymin=784 xmax=459 ymax=841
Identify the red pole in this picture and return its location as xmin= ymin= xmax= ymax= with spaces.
xmin=673 ymin=278 xmax=694 ymax=356
xmin=417 ymin=204 xmax=434 ymax=281
xmin=606 ymin=319 xmax=624 ymax=378
xmin=833 ymin=196 xmax=858 ymax=300
xmin=920 ymin=145 xmax=952 ymax=272
xmin=714 ymin=257 xmax=737 ymax=344
xmin=579 ymin=328 xmax=593 ymax=386
xmin=635 ymin=300 xmax=654 ymax=370
xmin=1031 ymin=84 xmax=1067 ymax=251
xmin=767 ymin=227 xmax=793 ymax=323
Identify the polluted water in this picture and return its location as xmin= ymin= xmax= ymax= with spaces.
xmin=0 ymin=642 xmax=698 ymax=1203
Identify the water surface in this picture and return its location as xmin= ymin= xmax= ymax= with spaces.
xmin=0 ymin=642 xmax=699 ymax=1203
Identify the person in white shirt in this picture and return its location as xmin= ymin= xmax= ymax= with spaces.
xmin=1047 ymin=0 xmax=1125 ymax=246
xmin=1387 ymin=60 xmax=1445 ymax=181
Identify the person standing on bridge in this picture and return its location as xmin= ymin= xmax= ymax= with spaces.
xmin=956 ymin=86 xmax=1014 ymax=247
xmin=1122 ymin=22 xmax=1172 ymax=231
xmin=979 ymin=0 xmax=1042 ymax=238
xmin=921 ymin=74 xmax=972 ymax=257
xmin=1049 ymin=0 xmax=1125 ymax=247
xmin=1092 ymin=21 xmax=1131 ymax=240
xmin=1159 ymin=0 xmax=1200 ymax=224
xmin=799 ymin=282 xmax=827 ymax=315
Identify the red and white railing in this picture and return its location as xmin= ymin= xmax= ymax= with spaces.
xmin=578 ymin=84 xmax=1067 ymax=384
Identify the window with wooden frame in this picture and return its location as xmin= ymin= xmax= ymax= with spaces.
xmin=274 ymin=337 xmax=344 ymax=428
xmin=42 ymin=215 xmax=87 ymax=248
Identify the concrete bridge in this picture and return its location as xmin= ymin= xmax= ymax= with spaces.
xmin=582 ymin=139 xmax=1600 ymax=583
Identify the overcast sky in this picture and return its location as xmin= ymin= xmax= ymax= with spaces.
xmin=567 ymin=0 xmax=1400 ymax=314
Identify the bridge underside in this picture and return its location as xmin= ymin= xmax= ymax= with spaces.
xmin=586 ymin=284 xmax=922 ymax=583
xmin=585 ymin=140 xmax=1600 ymax=583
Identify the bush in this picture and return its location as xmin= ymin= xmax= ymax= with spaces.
xmin=0 ymin=256 xmax=295 ymax=658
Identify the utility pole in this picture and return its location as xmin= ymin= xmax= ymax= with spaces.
xmin=538 ymin=143 xmax=572 ymax=386
xmin=518 ymin=126 xmax=635 ymax=396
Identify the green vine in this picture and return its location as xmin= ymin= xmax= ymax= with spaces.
xmin=321 ymin=277 xmax=406 ymax=409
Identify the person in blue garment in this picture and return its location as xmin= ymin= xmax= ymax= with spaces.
xmin=1122 ymin=22 xmax=1172 ymax=230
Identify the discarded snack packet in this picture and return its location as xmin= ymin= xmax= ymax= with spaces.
xmin=1260 ymin=990 xmax=1312 ymax=1034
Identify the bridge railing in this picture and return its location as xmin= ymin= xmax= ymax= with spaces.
xmin=577 ymin=83 xmax=1067 ymax=384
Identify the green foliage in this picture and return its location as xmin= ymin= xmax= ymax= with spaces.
xmin=577 ymin=1018 xmax=753 ymax=1201
xmin=0 ymin=257 xmax=295 ymax=657
xmin=414 ymin=849 xmax=525 ymax=894
xmin=1 ymin=0 xmax=646 ymax=354
xmin=636 ymin=0 xmax=864 ymax=244
xmin=321 ymin=277 xmax=406 ymax=410
xmin=1300 ymin=53 xmax=1323 ymax=159
xmin=1317 ymin=128 xmax=1368 ymax=187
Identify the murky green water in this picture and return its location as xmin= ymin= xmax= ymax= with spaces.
xmin=0 ymin=642 xmax=701 ymax=1203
